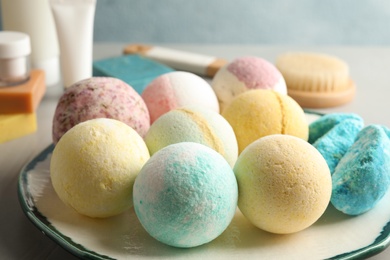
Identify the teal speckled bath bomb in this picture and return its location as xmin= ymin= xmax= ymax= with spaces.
xmin=133 ymin=142 xmax=238 ymax=248
xmin=331 ymin=125 xmax=390 ymax=215
xmin=309 ymin=113 xmax=363 ymax=144
xmin=309 ymin=113 xmax=364 ymax=174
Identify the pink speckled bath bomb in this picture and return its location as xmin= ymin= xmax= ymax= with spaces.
xmin=141 ymin=71 xmax=219 ymax=123
xmin=211 ymin=56 xmax=287 ymax=112
xmin=52 ymin=77 xmax=150 ymax=144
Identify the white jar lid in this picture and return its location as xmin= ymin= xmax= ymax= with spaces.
xmin=0 ymin=31 xmax=31 ymax=59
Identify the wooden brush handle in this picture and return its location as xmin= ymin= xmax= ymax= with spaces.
xmin=123 ymin=44 xmax=227 ymax=77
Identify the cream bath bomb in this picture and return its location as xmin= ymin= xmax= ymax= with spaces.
xmin=133 ymin=142 xmax=238 ymax=248
xmin=144 ymin=106 xmax=238 ymax=167
xmin=234 ymin=134 xmax=331 ymax=234
xmin=50 ymin=118 xmax=150 ymax=218
xmin=141 ymin=71 xmax=219 ymax=123
xmin=222 ymin=89 xmax=308 ymax=153
xmin=52 ymin=77 xmax=150 ymax=144
xmin=211 ymin=56 xmax=287 ymax=112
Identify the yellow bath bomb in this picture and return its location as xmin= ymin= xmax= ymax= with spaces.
xmin=234 ymin=134 xmax=331 ymax=234
xmin=222 ymin=89 xmax=308 ymax=153
xmin=50 ymin=118 xmax=150 ymax=218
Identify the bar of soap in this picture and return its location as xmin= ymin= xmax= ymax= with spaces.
xmin=0 ymin=113 xmax=37 ymax=143
xmin=0 ymin=70 xmax=46 ymax=114
xmin=93 ymin=55 xmax=174 ymax=94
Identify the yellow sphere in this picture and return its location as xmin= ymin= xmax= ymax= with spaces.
xmin=50 ymin=118 xmax=150 ymax=218
xmin=234 ymin=134 xmax=331 ymax=234
xmin=222 ymin=89 xmax=308 ymax=153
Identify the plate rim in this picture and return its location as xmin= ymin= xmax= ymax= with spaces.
xmin=17 ymin=144 xmax=111 ymax=260
xmin=17 ymin=111 xmax=390 ymax=260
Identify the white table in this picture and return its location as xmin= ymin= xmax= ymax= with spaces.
xmin=0 ymin=44 xmax=389 ymax=259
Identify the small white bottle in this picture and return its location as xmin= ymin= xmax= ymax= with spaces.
xmin=1 ymin=0 xmax=60 ymax=87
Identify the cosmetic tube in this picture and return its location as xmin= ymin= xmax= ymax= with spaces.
xmin=1 ymin=0 xmax=60 ymax=87
xmin=49 ymin=0 xmax=96 ymax=89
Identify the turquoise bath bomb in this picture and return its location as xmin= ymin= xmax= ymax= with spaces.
xmin=133 ymin=142 xmax=238 ymax=248
xmin=308 ymin=113 xmax=363 ymax=144
xmin=331 ymin=125 xmax=390 ymax=215
xmin=309 ymin=113 xmax=364 ymax=174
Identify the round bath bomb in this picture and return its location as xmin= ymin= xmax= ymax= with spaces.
xmin=211 ymin=56 xmax=287 ymax=112
xmin=50 ymin=118 xmax=150 ymax=218
xmin=222 ymin=89 xmax=308 ymax=153
xmin=234 ymin=134 xmax=332 ymax=234
xmin=52 ymin=77 xmax=150 ymax=144
xmin=133 ymin=142 xmax=238 ymax=248
xmin=141 ymin=71 xmax=219 ymax=123
xmin=145 ymin=106 xmax=238 ymax=167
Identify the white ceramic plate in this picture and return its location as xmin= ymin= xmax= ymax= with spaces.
xmin=18 ymin=113 xmax=390 ymax=260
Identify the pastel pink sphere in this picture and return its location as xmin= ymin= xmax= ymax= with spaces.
xmin=142 ymin=71 xmax=219 ymax=123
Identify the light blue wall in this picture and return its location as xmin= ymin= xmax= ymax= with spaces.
xmin=1 ymin=0 xmax=390 ymax=45
xmin=92 ymin=0 xmax=390 ymax=45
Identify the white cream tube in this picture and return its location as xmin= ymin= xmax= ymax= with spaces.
xmin=49 ymin=0 xmax=96 ymax=89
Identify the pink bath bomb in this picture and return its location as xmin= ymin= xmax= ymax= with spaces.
xmin=52 ymin=77 xmax=150 ymax=144
xmin=141 ymin=71 xmax=219 ymax=123
xmin=211 ymin=56 xmax=287 ymax=112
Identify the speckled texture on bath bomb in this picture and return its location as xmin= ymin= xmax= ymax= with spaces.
xmin=141 ymin=71 xmax=219 ymax=123
xmin=211 ymin=56 xmax=287 ymax=112
xmin=234 ymin=134 xmax=331 ymax=234
xmin=144 ymin=106 xmax=238 ymax=167
xmin=309 ymin=113 xmax=363 ymax=144
xmin=309 ymin=113 xmax=364 ymax=174
xmin=50 ymin=118 xmax=150 ymax=218
xmin=331 ymin=125 xmax=390 ymax=215
xmin=133 ymin=142 xmax=238 ymax=248
xmin=52 ymin=77 xmax=150 ymax=144
xmin=222 ymin=89 xmax=308 ymax=153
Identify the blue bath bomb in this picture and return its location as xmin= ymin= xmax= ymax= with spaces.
xmin=311 ymin=117 xmax=364 ymax=174
xmin=331 ymin=125 xmax=390 ymax=215
xmin=133 ymin=142 xmax=238 ymax=248
xmin=309 ymin=113 xmax=363 ymax=144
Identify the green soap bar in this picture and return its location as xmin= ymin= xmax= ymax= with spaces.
xmin=93 ymin=54 xmax=174 ymax=94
